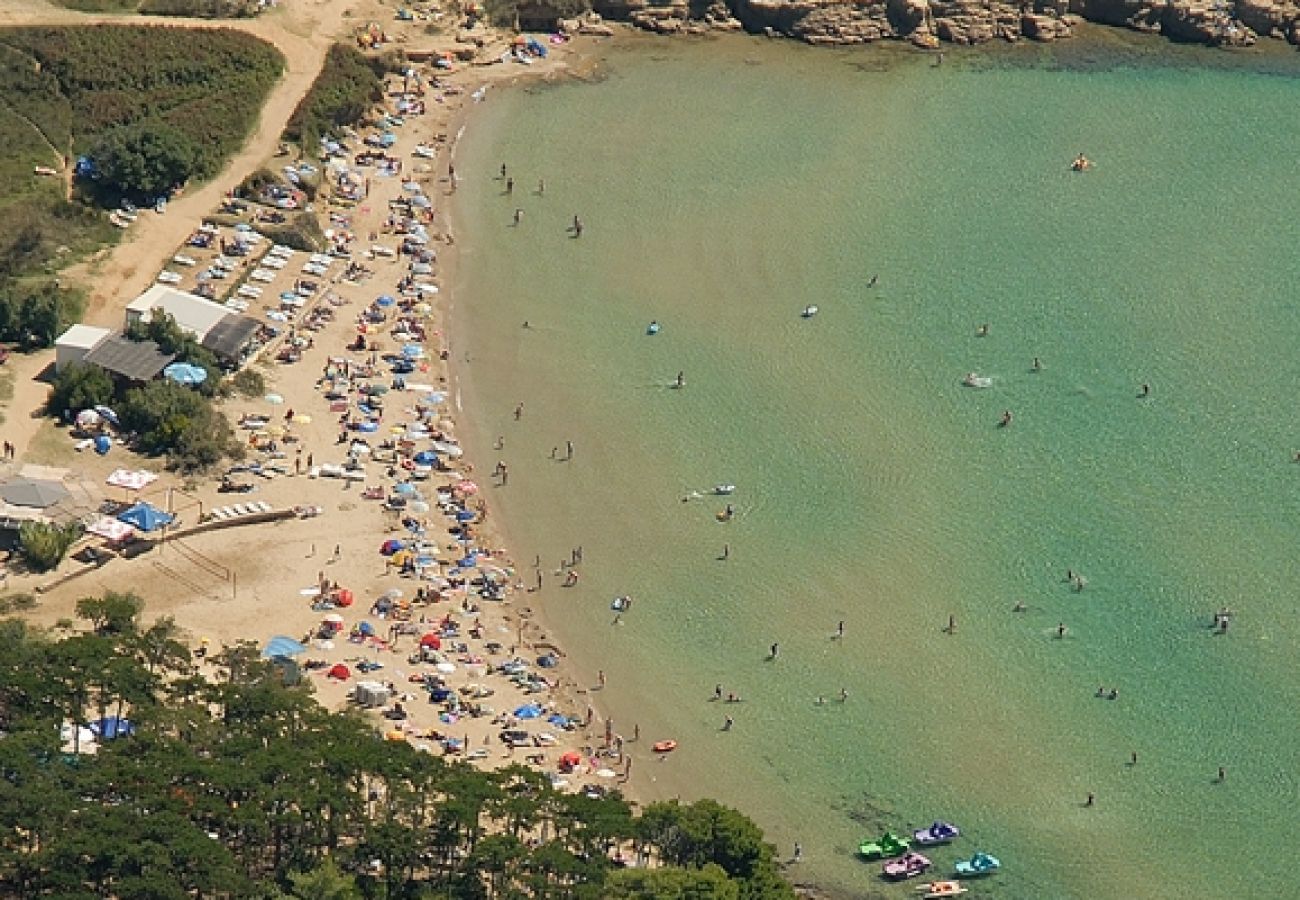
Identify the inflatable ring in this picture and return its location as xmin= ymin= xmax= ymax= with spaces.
xmin=652 ymin=740 xmax=677 ymax=753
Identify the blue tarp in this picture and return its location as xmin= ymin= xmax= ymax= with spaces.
xmin=514 ymin=704 xmax=543 ymax=719
xmin=117 ymin=502 xmax=174 ymax=532
xmin=90 ymin=717 xmax=134 ymax=740
xmin=261 ymin=635 xmax=308 ymax=658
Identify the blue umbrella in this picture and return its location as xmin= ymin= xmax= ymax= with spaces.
xmin=514 ymin=704 xmax=543 ymax=719
xmin=413 ymin=450 xmax=438 ymax=465
xmin=455 ymin=510 xmax=475 ymax=522
xmin=376 ymin=295 xmax=396 ymax=307
xmin=94 ymin=405 xmax=119 ymax=427
xmin=393 ymin=482 xmax=417 ymax=495
xmin=358 ymin=621 xmax=376 ymax=636
xmin=261 ymin=635 xmax=308 ymax=658
xmin=402 ymin=344 xmax=424 ymax=358
xmin=163 ymin=362 xmax=208 ymax=386
xmin=357 ymin=422 xmax=378 ymax=433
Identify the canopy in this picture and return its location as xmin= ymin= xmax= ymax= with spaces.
xmin=261 ymin=635 xmax=308 ymax=658
xmin=1 ymin=478 xmax=69 ymax=509
xmin=106 ymin=469 xmax=157 ymax=491
xmin=419 ymin=633 xmax=441 ymax=648
xmin=380 ymin=538 xmax=405 ymax=555
xmin=117 ymin=502 xmax=174 ymax=532
xmin=163 ymin=362 xmax=208 ymax=386
xmin=87 ymin=516 xmax=135 ymax=542
xmin=454 ymin=480 xmax=479 ymax=495
xmin=328 ymin=663 xmax=351 ymax=680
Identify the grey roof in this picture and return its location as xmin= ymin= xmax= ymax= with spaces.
xmin=202 ymin=315 xmax=260 ymax=360
xmin=1 ymin=478 xmax=70 ymax=509
xmin=83 ymin=336 xmax=175 ymax=382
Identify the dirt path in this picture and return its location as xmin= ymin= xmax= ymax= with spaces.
xmin=0 ymin=0 xmax=370 ymax=459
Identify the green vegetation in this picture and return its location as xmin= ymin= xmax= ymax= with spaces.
xmin=229 ymin=367 xmax=266 ymax=399
xmin=46 ymin=362 xmax=114 ymax=421
xmin=17 ymin=520 xmax=82 ymax=572
xmin=50 ymin=0 xmax=268 ymax=20
xmin=125 ymin=311 xmax=219 ymax=395
xmin=283 ymin=44 xmax=389 ymax=154
xmin=0 ymin=26 xmax=282 ymax=347
xmin=481 ymin=0 xmax=592 ymax=28
xmin=0 ymin=595 xmax=796 ymax=898
xmin=118 ymin=380 xmax=240 ymax=471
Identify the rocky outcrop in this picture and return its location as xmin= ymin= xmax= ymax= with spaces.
xmin=588 ymin=0 xmax=1290 ymax=47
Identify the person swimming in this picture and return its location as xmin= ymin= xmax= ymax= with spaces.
xmin=674 ymin=371 xmax=685 ymax=388
xmin=1071 ymin=153 xmax=1091 ymax=172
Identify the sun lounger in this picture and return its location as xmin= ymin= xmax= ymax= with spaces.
xmin=254 ymin=501 xmax=272 ymax=514
xmin=209 ymin=507 xmax=229 ymax=520
xmin=232 ymin=504 xmax=250 ymax=516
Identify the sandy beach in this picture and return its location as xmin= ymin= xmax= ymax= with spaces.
xmin=9 ymin=18 xmax=653 ymax=806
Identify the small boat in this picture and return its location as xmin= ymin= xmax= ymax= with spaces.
xmin=647 ymin=321 xmax=661 ymax=335
xmin=652 ymin=740 xmax=677 ymax=753
xmin=801 ymin=305 xmax=819 ymax=318
xmin=962 ymin=373 xmax=992 ymax=389
xmin=954 ymin=851 xmax=1000 ymax=877
xmin=916 ymin=881 xmax=967 ymax=898
xmin=712 ymin=484 xmax=736 ymax=495
xmin=859 ymin=831 xmax=909 ymax=860
xmin=883 ymin=851 xmax=932 ymax=880
xmin=913 ymin=821 xmax=960 ymax=846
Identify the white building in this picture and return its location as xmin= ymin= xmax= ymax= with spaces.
xmin=54 ymin=324 xmax=111 ymax=373
xmin=125 ymin=284 xmax=232 ymax=341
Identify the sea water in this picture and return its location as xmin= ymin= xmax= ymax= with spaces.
xmin=449 ymin=33 xmax=1300 ymax=898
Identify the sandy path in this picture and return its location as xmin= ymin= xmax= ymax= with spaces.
xmin=0 ymin=0 xmax=365 ymax=458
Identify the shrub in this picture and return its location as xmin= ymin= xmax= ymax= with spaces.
xmin=18 ymin=521 xmax=82 ymax=572
xmin=284 ymin=45 xmax=390 ymax=153
xmin=89 ymin=122 xmax=199 ymax=199
xmin=230 ymin=368 xmax=265 ymax=398
xmin=118 ymin=379 xmax=237 ymax=471
xmin=0 ymin=279 xmax=85 ymax=348
xmin=48 ymin=362 xmax=114 ymax=420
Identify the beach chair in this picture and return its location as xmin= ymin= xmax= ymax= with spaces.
xmin=210 ymin=507 xmax=229 ymax=521
xmin=255 ymin=501 xmax=272 ymax=514
xmin=233 ymin=504 xmax=250 ymax=516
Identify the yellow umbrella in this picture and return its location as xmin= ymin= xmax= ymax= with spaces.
xmin=293 ymin=414 xmax=313 ymax=424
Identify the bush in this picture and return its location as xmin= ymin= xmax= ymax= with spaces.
xmin=284 ymin=45 xmax=389 ymax=153
xmin=230 ymin=368 xmax=265 ymax=398
xmin=119 ymin=379 xmax=237 ymax=471
xmin=125 ymin=311 xmax=220 ymax=394
xmin=47 ymin=362 xmax=114 ymax=419
xmin=89 ymin=122 xmax=198 ymax=199
xmin=18 ymin=521 xmax=82 ymax=572
xmin=257 ymin=212 xmax=326 ymax=253
xmin=0 ymin=279 xmax=85 ymax=348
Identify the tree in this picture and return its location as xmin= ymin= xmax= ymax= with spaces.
xmin=17 ymin=520 xmax=82 ymax=572
xmin=603 ymin=864 xmax=740 ymax=899
xmin=75 ymin=590 xmax=143 ymax=636
xmin=118 ymin=378 xmax=236 ymax=470
xmin=91 ymin=122 xmax=199 ymax=199
xmin=48 ymin=362 xmax=115 ymax=419
xmin=284 ymin=858 xmax=362 ymax=899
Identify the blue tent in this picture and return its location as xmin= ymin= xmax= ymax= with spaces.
xmin=261 ymin=635 xmax=308 ymax=658
xmin=117 ymin=502 xmax=173 ymax=532
xmin=90 ymin=717 xmax=135 ymax=740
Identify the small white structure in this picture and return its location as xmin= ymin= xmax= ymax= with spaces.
xmin=54 ymin=324 xmax=111 ymax=373
xmin=125 ymin=284 xmax=232 ymax=341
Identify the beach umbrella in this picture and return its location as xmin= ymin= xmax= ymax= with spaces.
xmin=261 ymin=635 xmax=308 ymax=658
xmin=357 ymin=422 xmax=379 ymax=433
xmin=410 ymin=195 xmax=432 ymax=209
xmin=163 ymin=362 xmax=208 ymax=386
xmin=423 ymin=391 xmax=448 ymax=405
xmin=401 ymin=343 xmax=424 ymax=359
xmin=380 ymin=539 xmax=405 ymax=555
xmin=514 ymin=704 xmax=543 ymax=719
xmin=336 ymin=589 xmax=355 ymax=607
xmin=435 ymin=661 xmax=456 ymax=673
xmin=595 ymin=768 xmax=618 ymax=779
xmin=419 ymin=633 xmax=441 ymax=649
xmin=93 ymin=435 xmax=112 ymax=455
xmin=358 ymin=621 xmax=375 ymax=637
xmin=455 ymin=509 xmax=476 ymax=522
xmin=94 ymin=405 xmax=120 ymax=426
xmin=116 ymin=502 xmax=173 ymax=532
xmin=454 ymin=480 xmax=479 ymax=495
xmin=328 ymin=663 xmax=351 ymax=680
xmin=316 ymin=639 xmax=335 ymax=650
xmin=322 ymin=613 xmax=345 ymax=626
xmin=559 ymin=750 xmax=582 ymax=767
xmin=381 ymin=587 xmax=403 ymax=600
xmin=408 ymin=500 xmax=430 ymax=514
xmin=76 ymin=409 xmax=101 ymax=428
xmin=413 ymin=450 xmax=438 ymax=465
xmin=393 ymin=482 xmax=418 ymax=496
xmin=264 ymin=393 xmax=284 ymax=404
xmin=376 ymin=295 xmax=396 ymax=307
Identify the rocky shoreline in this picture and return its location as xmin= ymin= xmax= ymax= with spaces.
xmin=566 ymin=0 xmax=1300 ymax=50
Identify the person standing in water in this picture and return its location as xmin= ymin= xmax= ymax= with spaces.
xmin=572 ymin=215 xmax=583 ymax=237
xmin=1139 ymin=383 xmax=1151 ymax=398
xmin=513 ymin=208 xmax=523 ymax=225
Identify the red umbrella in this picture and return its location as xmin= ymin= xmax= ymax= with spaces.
xmin=336 ymin=589 xmax=355 ymax=607
xmin=328 ymin=663 xmax=351 ymax=680
xmin=559 ymin=750 xmax=582 ymax=768
xmin=419 ymin=633 xmax=441 ymax=649
xmin=454 ymin=479 xmax=479 ymax=495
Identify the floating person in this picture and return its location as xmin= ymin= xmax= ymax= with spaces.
xmin=1012 ymin=600 xmax=1027 ymax=612
xmin=835 ymin=620 xmax=845 ymax=639
xmin=1056 ymin=622 xmax=1068 ymax=638
xmin=998 ymin=410 xmax=1014 ymax=428
xmin=945 ymin=614 xmax=956 ymax=634
xmin=500 ymin=163 xmax=508 ymax=178
xmin=769 ymin=642 xmax=780 ymax=659
xmin=839 ymin=687 xmax=848 ymax=702
xmin=719 ymin=544 xmax=730 ymax=561
xmin=867 ymin=273 xmax=879 ymax=288
xmin=1130 ymin=751 xmax=1138 ymax=766
xmin=1085 ymin=792 xmax=1096 ymax=807
xmin=723 ymin=716 xmax=734 ymax=731
xmin=1138 ymin=383 xmax=1150 ymax=398
xmin=717 ymin=503 xmax=735 ymax=522
xmin=1071 ymin=153 xmax=1092 ymax=172
xmin=505 ymin=177 xmax=514 ymax=194
xmin=976 ymin=323 xmax=990 ymax=337
xmin=1032 ymin=357 xmax=1043 ymax=372
xmin=1217 ymin=766 xmax=1226 ymax=782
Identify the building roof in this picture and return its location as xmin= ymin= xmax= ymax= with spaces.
xmin=202 ymin=315 xmax=261 ymax=360
xmin=56 ymin=324 xmax=111 ymax=352
xmin=126 ymin=284 xmax=232 ymax=341
xmin=0 ymin=478 xmax=70 ymax=509
xmin=83 ymin=335 xmax=175 ymax=382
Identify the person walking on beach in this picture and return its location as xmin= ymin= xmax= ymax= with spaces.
xmin=514 ymin=402 xmax=524 ymax=420
xmin=1057 ymin=622 xmax=1068 ymax=638
xmin=946 ymin=614 xmax=956 ymax=634
xmin=720 ymin=544 xmax=730 ymax=560
xmin=836 ymin=620 xmax=845 ymax=639
xmin=793 ymin=842 xmax=803 ymax=862
xmin=1217 ymin=766 xmax=1226 ymax=782
xmin=1138 ymin=382 xmax=1151 ymax=398
xmin=714 ymin=683 xmax=723 ymax=700
xmin=500 ymin=163 xmax=507 ymax=178
xmin=1085 ymin=792 xmax=1095 ymax=807
xmin=674 ymin=371 xmax=685 ymax=389
xmin=537 ymin=178 xmax=545 ymax=195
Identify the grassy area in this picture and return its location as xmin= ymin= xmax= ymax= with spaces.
xmin=26 ymin=419 xmax=77 ymax=466
xmin=49 ymin=0 xmax=268 ymax=16
xmin=283 ymin=44 xmax=395 ymax=155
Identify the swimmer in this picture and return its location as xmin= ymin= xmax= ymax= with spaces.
xmin=1056 ymin=622 xmax=1067 ymax=638
xmin=1138 ymin=383 xmax=1150 ymax=398
xmin=867 ymin=273 xmax=879 ymax=288
xmin=976 ymin=323 xmax=990 ymax=337
xmin=1108 ymin=688 xmax=1119 ymax=700
xmin=723 ymin=716 xmax=734 ymax=731
xmin=1032 ymin=357 xmax=1043 ymax=372
xmin=1013 ymin=600 xmax=1027 ymax=612
xmin=839 ymin=687 xmax=848 ymax=702
xmin=674 ymin=371 xmax=685 ymax=389
xmin=998 ymin=410 xmax=1014 ymax=428
xmin=1072 ymin=153 xmax=1091 ymax=172
xmin=1085 ymin=792 xmax=1095 ymax=807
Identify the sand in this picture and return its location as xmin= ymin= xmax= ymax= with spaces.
xmin=6 ymin=11 xmax=645 ymax=798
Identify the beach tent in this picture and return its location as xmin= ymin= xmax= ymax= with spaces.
xmin=106 ymin=469 xmax=157 ymax=491
xmin=413 ymin=450 xmax=438 ymax=465
xmin=376 ymin=295 xmax=396 ymax=307
xmin=117 ymin=502 xmax=174 ymax=532
xmin=261 ymin=635 xmax=308 ymax=658
xmin=89 ymin=717 xmax=135 ymax=740
xmin=328 ymin=663 xmax=351 ymax=680
xmin=455 ymin=509 xmax=475 ymax=522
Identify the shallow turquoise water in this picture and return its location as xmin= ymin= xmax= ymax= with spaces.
xmin=449 ymin=35 xmax=1300 ymax=898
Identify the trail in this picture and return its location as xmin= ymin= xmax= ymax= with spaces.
xmin=0 ymin=0 xmax=364 ymax=460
